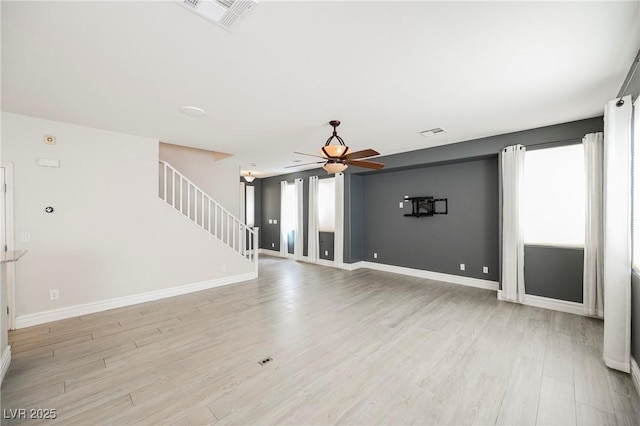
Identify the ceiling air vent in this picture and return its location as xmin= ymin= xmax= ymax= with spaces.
xmin=418 ymin=128 xmax=447 ymax=137
xmin=177 ymin=0 xmax=258 ymax=31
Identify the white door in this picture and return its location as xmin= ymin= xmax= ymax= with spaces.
xmin=0 ymin=165 xmax=15 ymax=330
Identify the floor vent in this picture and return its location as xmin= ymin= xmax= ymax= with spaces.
xmin=418 ymin=127 xmax=447 ymax=137
xmin=258 ymin=357 xmax=273 ymax=366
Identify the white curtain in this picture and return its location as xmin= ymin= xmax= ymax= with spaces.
xmin=294 ymin=178 xmax=304 ymax=261
xmin=280 ymin=181 xmax=287 ymax=258
xmin=501 ymin=145 xmax=526 ymax=303
xmin=308 ymin=176 xmax=320 ymax=263
xmin=583 ymin=132 xmax=604 ymax=317
xmin=603 ymin=95 xmax=632 ymax=373
xmin=334 ymin=173 xmax=345 ymax=268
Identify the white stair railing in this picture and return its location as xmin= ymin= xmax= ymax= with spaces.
xmin=159 ymin=161 xmax=259 ymax=273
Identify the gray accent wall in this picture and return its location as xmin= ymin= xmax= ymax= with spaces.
xmin=361 ymin=158 xmax=499 ymax=281
xmin=345 ymin=174 xmax=364 ymax=264
xmin=260 ymin=169 xmax=331 ymax=254
xmin=524 ymin=246 xmax=584 ymax=303
xmin=350 ymin=117 xmax=603 ymax=303
xmin=319 ymin=232 xmax=335 ymax=261
xmin=259 ymin=117 xmax=605 ymax=305
xmin=261 ymin=177 xmax=281 ymax=251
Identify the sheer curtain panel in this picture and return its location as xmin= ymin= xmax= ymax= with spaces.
xmin=501 ymin=145 xmax=526 ymax=303
xmin=603 ymin=95 xmax=632 ymax=373
xmin=308 ymin=176 xmax=319 ymax=263
xmin=294 ymin=179 xmax=304 ymax=261
xmin=280 ymin=181 xmax=287 ymax=258
xmin=334 ymin=173 xmax=345 ymax=268
xmin=583 ymin=132 xmax=605 ymax=317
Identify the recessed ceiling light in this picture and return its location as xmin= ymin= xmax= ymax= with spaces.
xmin=179 ymin=106 xmax=206 ymax=118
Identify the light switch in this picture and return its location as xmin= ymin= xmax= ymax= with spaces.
xmin=21 ymin=232 xmax=31 ymax=243
xmin=268 ymin=219 xmax=273 ymax=224
xmin=273 ymin=219 xmax=278 ymax=224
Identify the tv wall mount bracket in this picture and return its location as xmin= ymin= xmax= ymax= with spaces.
xmin=404 ymin=196 xmax=448 ymax=217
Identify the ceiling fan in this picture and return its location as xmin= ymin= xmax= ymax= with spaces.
xmin=287 ymin=120 xmax=385 ymax=174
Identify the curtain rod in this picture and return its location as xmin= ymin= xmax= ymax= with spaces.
xmin=616 ymin=57 xmax=640 ymax=107
xmin=525 ymin=136 xmax=584 ymax=150
xmin=502 ymin=137 xmax=584 ymax=153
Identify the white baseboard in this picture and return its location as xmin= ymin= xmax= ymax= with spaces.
xmin=603 ymin=356 xmax=631 ymax=374
xmin=0 ymin=346 xmax=11 ymax=385
xmin=341 ymin=261 xmax=365 ymax=271
xmin=497 ymin=290 xmax=586 ymax=316
xmin=259 ymin=249 xmax=343 ymax=269
xmin=259 ymin=248 xmax=282 ymax=257
xmin=15 ymin=272 xmax=257 ymax=329
xmin=631 ymin=357 xmax=640 ymax=398
xmin=357 ymin=261 xmax=499 ymax=291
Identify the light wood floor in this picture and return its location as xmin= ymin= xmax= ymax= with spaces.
xmin=2 ymin=256 xmax=639 ymax=425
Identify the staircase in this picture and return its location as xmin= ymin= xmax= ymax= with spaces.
xmin=158 ymin=161 xmax=259 ymax=274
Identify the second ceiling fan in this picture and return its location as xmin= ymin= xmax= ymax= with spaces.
xmin=288 ymin=120 xmax=385 ymax=173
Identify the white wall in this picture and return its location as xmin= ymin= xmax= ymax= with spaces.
xmin=1 ymin=113 xmax=253 ymax=318
xmin=159 ymin=143 xmax=240 ymax=217
xmin=1 ymin=263 xmax=7 ymax=362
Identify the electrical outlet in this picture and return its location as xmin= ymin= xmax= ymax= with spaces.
xmin=460 ymin=264 xmax=465 ymax=271
xmin=374 ymin=252 xmax=378 ymax=259
xmin=21 ymin=232 xmax=31 ymax=243
xmin=268 ymin=219 xmax=273 ymax=224
xmin=483 ymin=266 xmax=489 ymax=274
xmin=49 ymin=289 xmax=59 ymax=300
xmin=271 ymin=242 xmax=275 ymax=248
xmin=324 ymin=250 xmax=329 ymax=256
xmin=399 ymin=202 xmax=403 ymax=208
xmin=273 ymin=219 xmax=278 ymax=224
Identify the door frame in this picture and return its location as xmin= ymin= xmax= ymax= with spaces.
xmin=1 ymin=163 xmax=16 ymax=330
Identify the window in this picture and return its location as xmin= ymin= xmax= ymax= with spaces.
xmin=246 ymin=185 xmax=255 ymax=228
xmin=281 ymin=183 xmax=296 ymax=233
xmin=523 ymin=144 xmax=585 ymax=247
xmin=318 ymin=177 xmax=335 ymax=232
xmin=633 ymin=100 xmax=640 ymax=270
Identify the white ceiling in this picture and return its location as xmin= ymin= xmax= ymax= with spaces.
xmin=2 ymin=1 xmax=639 ymax=177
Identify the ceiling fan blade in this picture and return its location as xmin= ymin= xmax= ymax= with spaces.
xmin=293 ymin=151 xmax=327 ymax=159
xmin=346 ymin=159 xmax=385 ymax=170
xmin=344 ymin=148 xmax=380 ymax=160
xmin=285 ymin=161 xmax=325 ymax=169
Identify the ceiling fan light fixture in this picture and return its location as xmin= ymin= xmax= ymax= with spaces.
xmin=322 ymin=120 xmax=349 ymax=158
xmin=243 ymin=172 xmax=256 ymax=183
xmin=323 ymin=161 xmax=348 ymax=174
xmin=322 ymin=144 xmax=349 ymax=158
